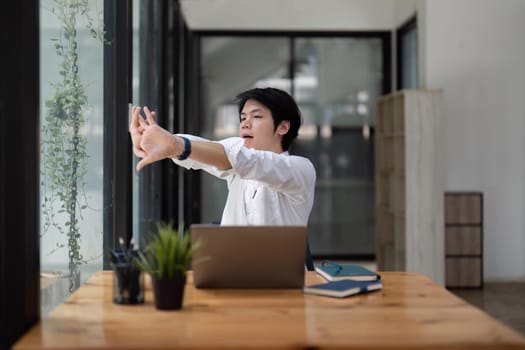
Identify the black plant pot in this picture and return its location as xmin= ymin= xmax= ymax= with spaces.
xmin=152 ymin=275 xmax=186 ymax=310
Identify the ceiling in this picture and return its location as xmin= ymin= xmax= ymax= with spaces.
xmin=179 ymin=0 xmax=409 ymax=31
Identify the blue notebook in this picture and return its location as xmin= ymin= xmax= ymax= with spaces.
xmin=303 ymin=279 xmax=383 ymax=298
xmin=315 ymin=260 xmax=379 ymax=281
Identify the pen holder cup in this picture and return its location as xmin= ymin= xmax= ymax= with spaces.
xmin=111 ymin=262 xmax=144 ymax=305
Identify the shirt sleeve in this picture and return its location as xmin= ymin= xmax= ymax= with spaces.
xmin=219 ymin=137 xmax=316 ymax=200
xmin=171 ymin=134 xmax=234 ymax=179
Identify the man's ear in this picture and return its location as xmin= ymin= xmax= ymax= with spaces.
xmin=277 ymin=120 xmax=290 ymax=136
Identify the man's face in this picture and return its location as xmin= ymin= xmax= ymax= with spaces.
xmin=239 ymin=99 xmax=289 ymax=153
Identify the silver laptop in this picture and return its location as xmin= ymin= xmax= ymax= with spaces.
xmin=191 ymin=225 xmax=307 ymax=289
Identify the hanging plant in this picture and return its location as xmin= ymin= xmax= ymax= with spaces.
xmin=41 ymin=0 xmax=108 ymax=292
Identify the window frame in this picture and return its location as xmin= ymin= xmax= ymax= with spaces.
xmin=103 ymin=0 xmax=133 ymax=269
xmin=0 ymin=1 xmax=40 ymax=348
xmin=396 ymin=16 xmax=418 ymax=90
xmin=182 ymin=30 xmax=391 ymax=244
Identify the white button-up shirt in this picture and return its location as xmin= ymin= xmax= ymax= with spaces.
xmin=172 ymin=135 xmax=316 ymax=226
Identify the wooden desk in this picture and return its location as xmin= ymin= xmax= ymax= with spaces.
xmin=13 ymin=271 xmax=525 ymax=350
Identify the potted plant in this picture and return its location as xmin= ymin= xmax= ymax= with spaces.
xmin=41 ymin=0 xmax=107 ymax=294
xmin=135 ymin=222 xmax=201 ymax=310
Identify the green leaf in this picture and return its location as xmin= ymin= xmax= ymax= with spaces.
xmin=133 ymin=222 xmax=200 ymax=280
xmin=42 ymin=0 xmax=109 ymax=272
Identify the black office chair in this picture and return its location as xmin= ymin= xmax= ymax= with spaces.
xmin=305 ymin=240 xmax=314 ymax=271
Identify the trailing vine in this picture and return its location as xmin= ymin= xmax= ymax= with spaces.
xmin=41 ymin=0 xmax=107 ymax=292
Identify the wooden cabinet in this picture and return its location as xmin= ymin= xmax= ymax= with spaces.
xmin=375 ymin=89 xmax=444 ymax=285
xmin=445 ymin=192 xmax=483 ymax=288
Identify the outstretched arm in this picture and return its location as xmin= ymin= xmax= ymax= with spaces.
xmin=129 ymin=106 xmax=232 ymax=172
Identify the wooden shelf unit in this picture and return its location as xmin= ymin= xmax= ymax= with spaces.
xmin=375 ymin=89 xmax=444 ymax=285
xmin=445 ymin=192 xmax=483 ymax=288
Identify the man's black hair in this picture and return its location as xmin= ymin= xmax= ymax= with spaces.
xmin=235 ymin=87 xmax=302 ymax=151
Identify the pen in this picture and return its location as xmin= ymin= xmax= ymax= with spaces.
xmin=252 ymin=189 xmax=257 ymax=199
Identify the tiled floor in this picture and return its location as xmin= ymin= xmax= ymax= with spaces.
xmin=449 ymin=283 xmax=525 ymax=336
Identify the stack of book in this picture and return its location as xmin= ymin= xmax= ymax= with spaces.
xmin=303 ymin=261 xmax=383 ymax=298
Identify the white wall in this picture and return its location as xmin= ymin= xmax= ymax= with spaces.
xmin=420 ymin=0 xmax=525 ymax=281
xmin=394 ymin=0 xmax=417 ymax=26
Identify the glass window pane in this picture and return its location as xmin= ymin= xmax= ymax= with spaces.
xmin=293 ymin=37 xmax=383 ymax=257
xmin=40 ymin=0 xmax=104 ymax=314
xmin=200 ymin=37 xmax=290 ymax=223
xmin=401 ymin=27 xmax=418 ymax=89
xmin=198 ymin=36 xmax=384 ymax=258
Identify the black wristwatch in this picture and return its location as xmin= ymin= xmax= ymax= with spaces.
xmin=177 ymin=136 xmax=192 ymax=160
